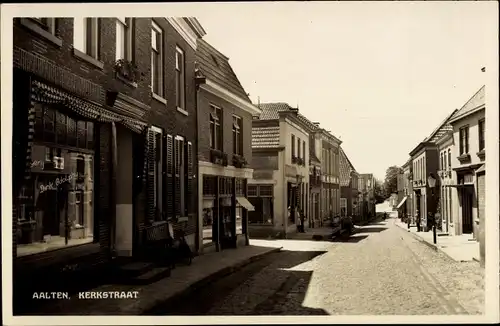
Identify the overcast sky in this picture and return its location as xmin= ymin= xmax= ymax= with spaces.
xmin=198 ymin=1 xmax=495 ymax=180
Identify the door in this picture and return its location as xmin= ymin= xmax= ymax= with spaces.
xmin=461 ymin=187 xmax=473 ymax=234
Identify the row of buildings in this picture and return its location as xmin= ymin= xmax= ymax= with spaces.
xmin=396 ymin=86 xmax=486 ymax=266
xmin=11 ymin=17 xmax=376 ymax=307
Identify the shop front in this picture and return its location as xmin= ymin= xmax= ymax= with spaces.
xmin=12 ymin=70 xmax=147 ymax=312
xmin=200 ymin=172 xmax=254 ymax=253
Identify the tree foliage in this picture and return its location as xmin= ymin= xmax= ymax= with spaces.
xmin=383 ymin=165 xmax=403 ymax=195
xmin=373 ymin=179 xmax=387 ymax=204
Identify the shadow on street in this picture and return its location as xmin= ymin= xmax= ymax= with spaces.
xmin=144 ymin=250 xmax=330 ymax=315
xmin=356 ymin=227 xmax=388 ymax=234
xmin=331 ymin=234 xmax=369 ymax=243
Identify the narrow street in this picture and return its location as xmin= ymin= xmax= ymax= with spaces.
xmin=146 ymin=215 xmax=484 ymax=315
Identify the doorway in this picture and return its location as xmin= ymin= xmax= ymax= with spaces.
xmin=461 ymin=186 xmax=473 ymax=234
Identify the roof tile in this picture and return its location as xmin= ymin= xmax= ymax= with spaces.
xmin=196 ymin=39 xmax=251 ymax=103
xmin=252 ymin=126 xmax=281 ymax=149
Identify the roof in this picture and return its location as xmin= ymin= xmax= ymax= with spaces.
xmin=449 ymin=85 xmax=486 ymax=123
xmin=339 ymin=149 xmax=351 ymax=187
xmin=256 ymin=102 xmax=319 ymax=131
xmin=425 ymin=109 xmax=459 ymax=143
xmin=252 ymin=126 xmax=281 ymax=149
xmin=339 ymin=147 xmax=357 ymax=187
xmin=257 ymin=102 xmax=291 ymax=120
xmin=196 ymin=39 xmax=251 ymax=103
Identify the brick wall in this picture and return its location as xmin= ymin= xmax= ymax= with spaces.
xmin=14 ymin=18 xmax=152 ymax=106
xmin=148 ymin=18 xmax=197 ymax=140
xmin=197 ymin=89 xmax=253 ymax=164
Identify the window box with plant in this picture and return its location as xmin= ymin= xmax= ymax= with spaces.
xmin=210 ymin=149 xmax=228 ymax=166
xmin=232 ymin=154 xmax=247 ymax=168
xmin=114 ymin=59 xmax=145 ymax=86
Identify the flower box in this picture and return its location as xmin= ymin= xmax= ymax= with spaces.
xmin=114 ymin=59 xmax=145 ymax=84
xmin=232 ymin=155 xmax=247 ymax=168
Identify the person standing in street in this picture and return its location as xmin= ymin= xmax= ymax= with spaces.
xmin=416 ymin=209 xmax=421 ymax=232
xmin=300 ymin=209 xmax=306 ymax=233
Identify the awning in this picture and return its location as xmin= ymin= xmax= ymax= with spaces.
xmin=396 ymin=196 xmax=408 ymax=209
xmin=236 ymin=196 xmax=255 ymax=211
xmin=31 ymin=80 xmax=148 ymax=133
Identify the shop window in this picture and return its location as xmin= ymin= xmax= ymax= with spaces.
xmin=16 ymin=151 xmax=94 ymax=257
xmin=248 ymin=184 xmax=258 ymax=197
xmin=236 ymin=206 xmax=243 ymax=235
xmin=203 ymin=175 xmax=217 ymax=197
xmin=340 ymin=198 xmax=347 ymax=217
xmin=248 ymin=196 xmax=273 ymax=225
xmin=202 ymin=204 xmax=214 ymax=244
xmin=34 ymin=104 xmax=94 ymax=150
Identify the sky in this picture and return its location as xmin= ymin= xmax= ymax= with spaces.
xmin=196 ymin=1 xmax=496 ymax=180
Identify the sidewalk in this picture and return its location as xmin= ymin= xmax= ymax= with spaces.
xmin=394 ymin=219 xmax=479 ymax=262
xmin=29 ymin=243 xmax=282 ymax=315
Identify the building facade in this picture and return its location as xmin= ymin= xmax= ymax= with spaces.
xmin=402 ymin=159 xmax=413 ymax=223
xmin=448 ymin=86 xmax=485 ymax=266
xmin=141 ymin=18 xmax=205 ymax=257
xmin=309 ymin=126 xmax=322 ymax=228
xmin=249 ymin=103 xmax=315 ymax=238
xmin=195 ymin=38 xmax=260 ymax=253
xmin=12 ymin=17 xmax=166 ymax=311
xmin=359 ymin=174 xmax=376 ymax=219
xmin=435 ymin=128 xmax=455 ymax=235
xmin=339 ymin=147 xmax=359 ymax=221
xmin=319 ymin=129 xmax=342 ymax=222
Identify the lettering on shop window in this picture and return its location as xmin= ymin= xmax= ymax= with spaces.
xmin=38 ymin=172 xmax=79 ymax=193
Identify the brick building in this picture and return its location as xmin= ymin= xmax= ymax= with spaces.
xmin=11 ymin=17 xmax=206 ymax=312
xmin=195 ymin=38 xmax=260 ymax=253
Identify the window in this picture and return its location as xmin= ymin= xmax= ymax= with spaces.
xmin=34 ymin=104 xmax=94 ymax=150
xmin=175 ymin=47 xmax=185 ymax=109
xmin=31 ymin=18 xmax=57 ymax=35
xmin=291 ymin=135 xmax=295 ymax=158
xmin=248 ymin=185 xmax=274 ymax=224
xmin=448 ymin=149 xmax=451 ymax=170
xmin=340 ymin=198 xmax=347 ymax=217
xmin=297 ymin=137 xmax=301 ymax=159
xmin=302 ymin=141 xmax=306 ymax=164
xmin=443 ymin=152 xmax=447 ymax=172
xmin=439 ymin=152 xmax=443 ymax=170
xmin=17 ymin=106 xmax=95 ymax=257
xmin=175 ymin=136 xmax=186 ymax=216
xmin=73 ymin=18 xmax=100 ymax=59
xmin=478 ymin=119 xmax=485 ymax=151
xmin=151 ymin=21 xmax=163 ymax=97
xmin=209 ymin=105 xmax=222 ymax=150
xmin=116 ymin=17 xmax=133 ymax=61
xmin=233 ymin=115 xmax=242 ymax=155
xmin=459 ymin=126 xmax=469 ymax=155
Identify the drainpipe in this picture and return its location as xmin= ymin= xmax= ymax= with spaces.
xmin=194 ymin=63 xmax=206 ymax=252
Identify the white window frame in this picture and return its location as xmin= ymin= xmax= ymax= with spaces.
xmin=116 ymin=17 xmax=133 ymax=61
xmin=232 ymin=115 xmax=242 ymax=156
xmin=73 ymin=18 xmax=99 ymax=59
xmin=175 ymin=46 xmax=186 ymax=110
xmin=151 ymin=21 xmax=163 ymax=98
xmin=32 ymin=18 xmax=56 ymax=35
xmin=210 ymin=105 xmax=222 ymax=150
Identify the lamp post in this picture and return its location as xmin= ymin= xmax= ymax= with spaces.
xmin=427 ymin=173 xmax=437 ymax=244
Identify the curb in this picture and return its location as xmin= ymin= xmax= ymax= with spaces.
xmin=141 ymin=246 xmax=283 ymax=314
xmin=395 ymin=222 xmax=470 ymax=263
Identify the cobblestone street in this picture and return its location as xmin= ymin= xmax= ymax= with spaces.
xmin=146 ymin=217 xmax=484 ymax=315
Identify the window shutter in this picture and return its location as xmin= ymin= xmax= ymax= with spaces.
xmin=174 ymin=138 xmax=181 ymax=217
xmin=166 ymin=135 xmax=174 ymax=219
xmin=187 ymin=141 xmax=194 ymax=214
xmin=146 ymin=128 xmax=156 ymax=222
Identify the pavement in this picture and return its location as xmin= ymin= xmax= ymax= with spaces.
xmin=26 ymin=243 xmax=282 ymax=315
xmin=394 ymin=219 xmax=480 ymax=263
xmin=146 ymin=217 xmax=484 ymax=315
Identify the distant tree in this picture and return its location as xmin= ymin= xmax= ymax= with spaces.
xmin=373 ymin=179 xmax=387 ymax=204
xmin=383 ymin=166 xmax=403 ymax=195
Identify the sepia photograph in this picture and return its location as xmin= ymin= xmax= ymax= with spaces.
xmin=1 ymin=1 xmax=498 ymax=324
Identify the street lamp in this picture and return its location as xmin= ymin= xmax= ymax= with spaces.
xmin=427 ymin=173 xmax=437 ymax=244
